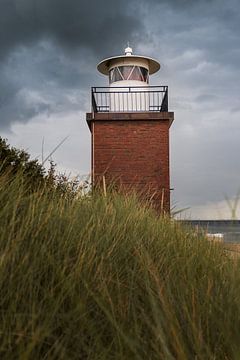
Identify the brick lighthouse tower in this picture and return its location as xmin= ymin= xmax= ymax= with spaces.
xmin=86 ymin=47 xmax=174 ymax=213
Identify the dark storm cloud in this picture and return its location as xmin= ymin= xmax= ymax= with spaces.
xmin=0 ymin=0 xmax=146 ymax=129
xmin=0 ymin=0 xmax=142 ymax=59
xmin=0 ymin=0 xmax=240 ymax=131
xmin=144 ymin=0 xmax=240 ymax=70
xmin=0 ymin=41 xmax=91 ymax=129
xmin=1 ymin=0 xmax=239 ymax=72
xmin=0 ymin=72 xmax=51 ymax=130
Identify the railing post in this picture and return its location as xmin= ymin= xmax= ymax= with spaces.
xmin=161 ymin=87 xmax=168 ymax=112
xmin=91 ymin=87 xmax=98 ymax=113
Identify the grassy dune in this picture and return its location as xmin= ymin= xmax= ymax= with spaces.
xmin=0 ymin=172 xmax=240 ymax=359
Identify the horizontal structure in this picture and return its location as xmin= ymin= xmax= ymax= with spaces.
xmin=86 ymin=111 xmax=174 ymax=128
xmin=91 ymin=86 xmax=168 ymax=113
xmin=182 ymin=220 xmax=240 ymax=234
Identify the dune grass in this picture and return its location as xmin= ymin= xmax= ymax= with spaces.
xmin=0 ymin=171 xmax=240 ymax=359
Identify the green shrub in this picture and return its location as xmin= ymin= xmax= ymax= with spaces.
xmin=0 ymin=137 xmax=85 ymax=198
xmin=0 ymin=137 xmax=45 ymax=186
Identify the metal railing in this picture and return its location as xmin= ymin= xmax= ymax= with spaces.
xmin=91 ymin=86 xmax=168 ymax=113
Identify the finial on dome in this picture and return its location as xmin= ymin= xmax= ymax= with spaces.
xmin=125 ymin=43 xmax=133 ymax=56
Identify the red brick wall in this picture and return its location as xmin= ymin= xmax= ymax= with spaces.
xmin=89 ymin=115 xmax=172 ymax=213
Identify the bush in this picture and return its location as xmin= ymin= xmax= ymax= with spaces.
xmin=0 ymin=137 xmax=45 ymax=186
xmin=0 ymin=137 xmax=85 ymax=198
xmin=0 ymin=169 xmax=240 ymax=359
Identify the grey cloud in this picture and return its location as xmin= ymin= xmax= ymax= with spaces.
xmin=231 ymin=106 xmax=240 ymax=113
xmin=0 ymin=41 xmax=92 ymax=129
xmin=0 ymin=0 xmax=145 ymax=128
xmin=0 ymin=0 xmax=142 ymax=59
xmin=1 ymin=0 xmax=239 ymax=130
xmin=195 ymin=94 xmax=220 ymax=103
xmin=0 ymin=81 xmax=49 ymax=129
xmin=172 ymin=114 xmax=240 ymax=207
xmin=144 ymin=0 xmax=240 ymax=72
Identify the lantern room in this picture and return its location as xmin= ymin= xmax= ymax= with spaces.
xmin=97 ymin=46 xmax=160 ymax=88
xmin=92 ymin=47 xmax=167 ymax=113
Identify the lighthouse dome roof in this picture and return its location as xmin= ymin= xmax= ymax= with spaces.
xmin=97 ymin=48 xmax=160 ymax=76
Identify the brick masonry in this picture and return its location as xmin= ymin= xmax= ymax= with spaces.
xmin=86 ymin=112 xmax=174 ymax=213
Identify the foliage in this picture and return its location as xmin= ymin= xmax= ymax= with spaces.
xmin=0 ymin=137 xmax=88 ymax=198
xmin=0 ymin=168 xmax=240 ymax=359
xmin=0 ymin=137 xmax=45 ymax=186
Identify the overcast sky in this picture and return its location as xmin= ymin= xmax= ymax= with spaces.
xmin=1 ymin=0 xmax=240 ymax=219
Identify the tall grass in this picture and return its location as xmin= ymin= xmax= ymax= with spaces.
xmin=0 ymin=171 xmax=240 ymax=359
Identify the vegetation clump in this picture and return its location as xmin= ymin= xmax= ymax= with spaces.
xmin=0 ymin=139 xmax=240 ymax=359
xmin=0 ymin=136 xmax=83 ymax=197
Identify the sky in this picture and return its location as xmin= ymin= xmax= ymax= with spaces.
xmin=0 ymin=0 xmax=240 ymax=219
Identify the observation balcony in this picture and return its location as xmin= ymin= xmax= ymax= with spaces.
xmin=91 ymin=86 xmax=168 ymax=113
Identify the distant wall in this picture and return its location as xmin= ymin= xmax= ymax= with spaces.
xmin=182 ymin=220 xmax=240 ymax=243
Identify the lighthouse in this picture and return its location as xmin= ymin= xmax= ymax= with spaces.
xmin=86 ymin=47 xmax=174 ymax=213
